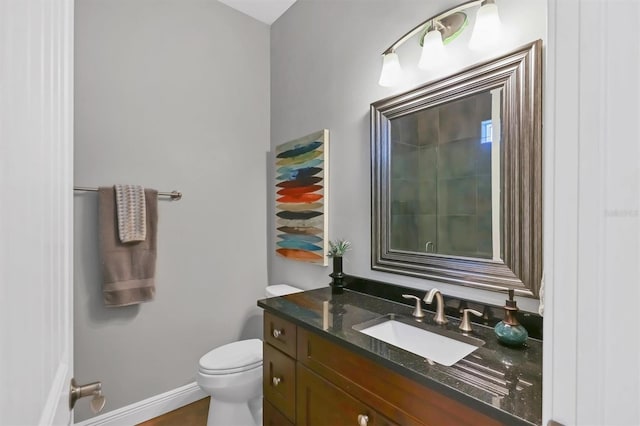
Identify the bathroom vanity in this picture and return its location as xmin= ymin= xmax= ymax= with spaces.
xmin=259 ymin=287 xmax=542 ymax=426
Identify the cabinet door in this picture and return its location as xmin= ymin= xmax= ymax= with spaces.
xmin=264 ymin=399 xmax=294 ymax=426
xmin=264 ymin=343 xmax=296 ymax=422
xmin=297 ymin=364 xmax=398 ymax=426
xmin=298 ymin=327 xmax=502 ymax=426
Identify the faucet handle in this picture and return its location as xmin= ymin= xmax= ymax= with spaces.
xmin=402 ymin=294 xmax=425 ymax=318
xmin=459 ymin=309 xmax=483 ymax=332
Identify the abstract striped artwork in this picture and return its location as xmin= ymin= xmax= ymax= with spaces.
xmin=275 ymin=129 xmax=329 ymax=265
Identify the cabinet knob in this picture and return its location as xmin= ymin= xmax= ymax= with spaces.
xmin=272 ymin=328 xmax=282 ymax=338
xmin=272 ymin=376 xmax=281 ymax=386
xmin=357 ymin=414 xmax=369 ymax=426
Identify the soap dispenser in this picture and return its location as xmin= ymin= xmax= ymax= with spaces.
xmin=494 ymin=289 xmax=528 ymax=347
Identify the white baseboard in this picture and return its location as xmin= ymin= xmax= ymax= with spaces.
xmin=74 ymin=382 xmax=207 ymax=426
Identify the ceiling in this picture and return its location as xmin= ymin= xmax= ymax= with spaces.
xmin=217 ymin=0 xmax=297 ymax=25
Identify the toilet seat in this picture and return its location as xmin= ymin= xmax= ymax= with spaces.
xmin=198 ymin=338 xmax=262 ymax=375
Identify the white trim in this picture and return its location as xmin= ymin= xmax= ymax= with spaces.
xmin=38 ymin=361 xmax=70 ymax=426
xmin=74 ymin=382 xmax=207 ymax=426
xmin=543 ymin=0 xmax=581 ymax=424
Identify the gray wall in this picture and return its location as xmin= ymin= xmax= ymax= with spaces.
xmin=270 ymin=0 xmax=546 ymax=312
xmin=74 ymin=0 xmax=269 ymax=420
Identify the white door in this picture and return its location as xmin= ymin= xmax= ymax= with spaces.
xmin=0 ymin=1 xmax=74 ymax=425
xmin=545 ymin=0 xmax=640 ymax=425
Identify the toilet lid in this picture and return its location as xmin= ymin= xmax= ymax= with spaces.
xmin=198 ymin=339 xmax=262 ymax=375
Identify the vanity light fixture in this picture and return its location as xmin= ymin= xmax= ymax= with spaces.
xmin=469 ymin=0 xmax=502 ymax=51
xmin=418 ymin=22 xmax=446 ymax=71
xmin=378 ymin=51 xmax=403 ymax=87
xmin=378 ymin=0 xmax=502 ymax=87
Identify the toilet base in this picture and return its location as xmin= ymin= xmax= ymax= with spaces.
xmin=206 ymin=396 xmax=262 ymax=426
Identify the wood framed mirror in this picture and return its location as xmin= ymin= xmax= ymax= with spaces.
xmin=371 ymin=40 xmax=542 ymax=298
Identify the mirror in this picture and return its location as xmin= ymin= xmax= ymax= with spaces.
xmin=371 ymin=40 xmax=542 ymax=298
xmin=388 ymin=89 xmax=503 ymax=260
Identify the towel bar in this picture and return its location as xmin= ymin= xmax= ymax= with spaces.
xmin=74 ymin=186 xmax=182 ymax=201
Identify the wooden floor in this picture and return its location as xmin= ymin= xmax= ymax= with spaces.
xmin=137 ymin=397 xmax=210 ymax=426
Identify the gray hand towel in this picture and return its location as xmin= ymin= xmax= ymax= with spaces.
xmin=98 ymin=187 xmax=158 ymax=307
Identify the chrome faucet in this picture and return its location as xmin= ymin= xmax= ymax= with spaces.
xmin=423 ymin=288 xmax=448 ymax=324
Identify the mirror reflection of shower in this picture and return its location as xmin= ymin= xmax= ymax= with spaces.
xmin=389 ymin=88 xmax=503 ymax=261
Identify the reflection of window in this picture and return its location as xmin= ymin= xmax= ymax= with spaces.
xmin=481 ymin=119 xmax=492 ymax=144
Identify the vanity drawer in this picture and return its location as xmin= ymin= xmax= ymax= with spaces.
xmin=264 ymin=399 xmax=294 ymax=426
xmin=297 ymin=363 xmax=398 ymax=426
xmin=297 ymin=327 xmax=502 ymax=426
xmin=264 ymin=311 xmax=297 ymax=357
xmin=263 ymin=342 xmax=296 ymax=422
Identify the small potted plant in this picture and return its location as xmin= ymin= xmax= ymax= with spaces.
xmin=327 ymin=239 xmax=351 ymax=291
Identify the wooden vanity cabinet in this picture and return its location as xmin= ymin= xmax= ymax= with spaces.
xmin=263 ymin=343 xmax=296 ymax=421
xmin=263 ymin=312 xmax=297 ymax=423
xmin=263 ymin=311 xmax=503 ymax=426
xmin=297 ymin=327 xmax=502 ymax=426
xmin=264 ymin=400 xmax=294 ymax=426
xmin=297 ymin=363 xmax=398 ymax=426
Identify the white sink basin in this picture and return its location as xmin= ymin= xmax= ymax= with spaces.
xmin=354 ymin=315 xmax=483 ymax=366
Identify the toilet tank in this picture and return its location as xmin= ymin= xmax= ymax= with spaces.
xmin=266 ymin=284 xmax=303 ymax=298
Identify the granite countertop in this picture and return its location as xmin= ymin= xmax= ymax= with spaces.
xmin=258 ymin=287 xmax=542 ymax=426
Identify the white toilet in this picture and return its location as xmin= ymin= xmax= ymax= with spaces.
xmin=196 ymin=284 xmax=302 ymax=426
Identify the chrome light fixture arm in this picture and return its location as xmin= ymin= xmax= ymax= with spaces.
xmin=381 ymin=0 xmax=483 ymax=55
xmin=378 ymin=0 xmax=500 ymax=87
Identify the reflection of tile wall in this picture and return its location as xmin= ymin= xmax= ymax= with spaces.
xmin=437 ymin=92 xmax=493 ymax=258
xmin=390 ymin=117 xmax=420 ymax=251
xmin=389 ymin=91 xmax=496 ymax=257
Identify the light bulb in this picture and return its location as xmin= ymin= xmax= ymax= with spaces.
xmin=378 ymin=52 xmax=403 ymax=87
xmin=469 ymin=2 xmax=502 ymax=51
xmin=418 ymin=29 xmax=446 ymax=71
